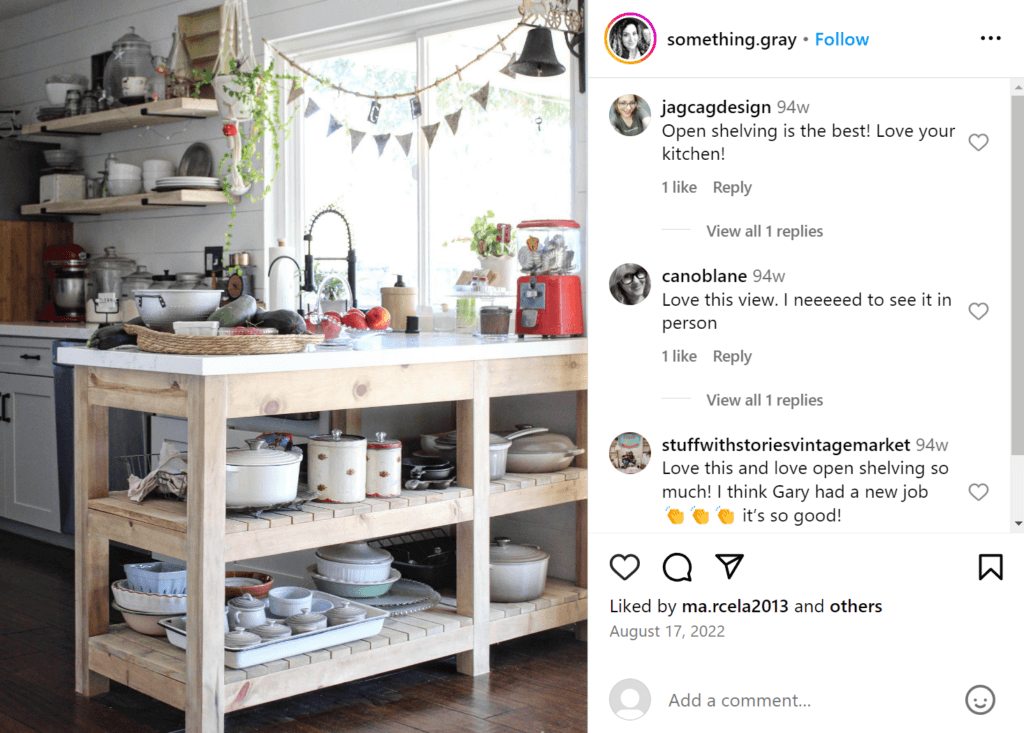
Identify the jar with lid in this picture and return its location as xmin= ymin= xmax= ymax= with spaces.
xmin=85 ymin=246 xmax=136 ymax=302
xmin=366 ymin=432 xmax=402 ymax=498
xmin=103 ymin=27 xmax=157 ymax=106
xmin=308 ymin=430 xmax=367 ymax=503
xmin=121 ymin=265 xmax=153 ymax=298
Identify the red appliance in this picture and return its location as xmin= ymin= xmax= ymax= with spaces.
xmin=37 ymin=243 xmax=87 ymax=322
xmin=514 ymin=219 xmax=583 ymax=338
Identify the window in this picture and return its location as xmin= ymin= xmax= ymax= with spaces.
xmin=289 ymin=11 xmax=573 ymax=307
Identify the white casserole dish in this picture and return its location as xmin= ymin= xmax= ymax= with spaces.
xmin=159 ymin=592 xmax=387 ymax=668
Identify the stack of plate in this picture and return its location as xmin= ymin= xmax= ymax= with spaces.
xmin=153 ymin=176 xmax=223 ymax=192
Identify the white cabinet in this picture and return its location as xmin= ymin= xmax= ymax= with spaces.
xmin=0 ymin=372 xmax=61 ymax=532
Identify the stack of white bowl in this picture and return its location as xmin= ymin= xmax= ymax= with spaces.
xmin=143 ymin=159 xmax=175 ymax=192
xmin=107 ymin=162 xmax=143 ymax=196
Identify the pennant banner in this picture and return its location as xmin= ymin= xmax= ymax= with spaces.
xmin=288 ymin=83 xmax=305 ymax=105
xmin=444 ymin=108 xmax=463 ymax=136
xmin=396 ymin=133 xmax=413 ymax=156
xmin=499 ymin=52 xmax=518 ymax=79
xmin=304 ymin=98 xmax=320 ymax=118
xmin=421 ymin=122 xmax=440 ymax=149
xmin=326 ymin=115 xmax=343 ymax=137
xmin=350 ymin=129 xmax=366 ymax=152
xmin=374 ymin=133 xmax=391 ymax=156
xmin=470 ymin=83 xmax=490 ymax=110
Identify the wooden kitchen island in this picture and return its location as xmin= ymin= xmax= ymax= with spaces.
xmin=61 ymin=334 xmax=588 ymax=733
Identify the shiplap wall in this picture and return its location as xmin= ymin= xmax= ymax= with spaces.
xmin=0 ymin=0 xmax=587 ymax=579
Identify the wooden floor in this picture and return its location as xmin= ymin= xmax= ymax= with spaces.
xmin=0 ymin=530 xmax=587 ymax=733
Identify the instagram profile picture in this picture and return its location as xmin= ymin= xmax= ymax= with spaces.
xmin=609 ymin=263 xmax=650 ymax=305
xmin=609 ymin=94 xmax=652 ymax=137
xmin=605 ymin=14 xmax=656 ymax=64
xmin=610 ymin=432 xmax=650 ymax=474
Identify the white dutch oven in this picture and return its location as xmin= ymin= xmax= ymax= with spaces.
xmin=308 ymin=430 xmax=366 ymax=503
xmin=489 ymin=537 xmax=550 ymax=602
xmin=366 ymin=432 xmax=402 ymax=498
xmin=225 ymin=438 xmax=302 ymax=508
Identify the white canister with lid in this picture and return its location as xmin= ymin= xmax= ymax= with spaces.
xmin=366 ymin=432 xmax=402 ymax=498
xmin=308 ymin=430 xmax=367 ymax=503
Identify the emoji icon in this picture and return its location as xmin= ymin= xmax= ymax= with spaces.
xmin=718 ymin=508 xmax=734 ymax=525
xmin=965 ymin=685 xmax=995 ymax=715
xmin=693 ymin=508 xmax=709 ymax=525
xmin=667 ymin=508 xmax=684 ymax=524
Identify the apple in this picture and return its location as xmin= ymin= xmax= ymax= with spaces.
xmin=304 ymin=316 xmax=319 ymax=334
xmin=320 ymin=318 xmax=342 ymax=340
xmin=324 ymin=311 xmax=344 ymax=324
xmin=341 ymin=312 xmax=368 ymax=330
xmin=347 ymin=308 xmax=364 ymax=316
xmin=365 ymin=306 xmax=391 ymax=330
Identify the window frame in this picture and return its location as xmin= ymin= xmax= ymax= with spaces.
xmin=267 ymin=0 xmax=577 ymax=306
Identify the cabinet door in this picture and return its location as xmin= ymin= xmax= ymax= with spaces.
xmin=0 ymin=374 xmax=61 ymax=532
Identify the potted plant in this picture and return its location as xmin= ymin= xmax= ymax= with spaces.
xmin=445 ymin=211 xmax=517 ymax=291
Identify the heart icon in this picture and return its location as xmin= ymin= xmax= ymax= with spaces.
xmin=610 ymin=553 xmax=640 ymax=581
xmin=969 ymin=134 xmax=989 ymax=151
xmin=969 ymin=302 xmax=989 ymax=320
xmin=969 ymin=483 xmax=989 ymax=501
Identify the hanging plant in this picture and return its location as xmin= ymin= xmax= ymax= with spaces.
xmin=191 ymin=0 xmax=298 ymax=253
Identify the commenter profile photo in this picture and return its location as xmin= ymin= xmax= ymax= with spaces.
xmin=609 ymin=263 xmax=650 ymax=305
xmin=609 ymin=94 xmax=651 ymax=137
xmin=605 ymin=13 xmax=656 ymax=63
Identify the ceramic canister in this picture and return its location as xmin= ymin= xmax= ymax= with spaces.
xmin=366 ymin=432 xmax=402 ymax=498
xmin=308 ymin=430 xmax=366 ymax=503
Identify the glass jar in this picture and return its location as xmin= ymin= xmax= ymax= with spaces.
xmin=515 ymin=219 xmax=581 ymax=275
xmin=121 ymin=265 xmax=153 ymax=299
xmin=86 ymin=246 xmax=137 ymax=302
xmin=103 ymin=27 xmax=156 ymax=107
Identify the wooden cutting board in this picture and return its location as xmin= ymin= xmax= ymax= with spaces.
xmin=0 ymin=220 xmax=73 ymax=321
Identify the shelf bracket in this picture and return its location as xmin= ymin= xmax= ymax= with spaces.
xmin=37 ymin=126 xmax=101 ymax=136
xmin=140 ymin=198 xmax=208 ymax=208
xmin=139 ymin=108 xmax=204 ymax=120
xmin=38 ymin=207 xmax=101 ymax=216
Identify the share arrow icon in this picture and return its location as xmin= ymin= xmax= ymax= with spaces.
xmin=716 ymin=554 xmax=744 ymax=580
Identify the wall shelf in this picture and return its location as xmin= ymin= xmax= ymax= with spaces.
xmin=21 ymin=98 xmax=219 ymax=136
xmin=21 ymin=189 xmax=230 ymax=216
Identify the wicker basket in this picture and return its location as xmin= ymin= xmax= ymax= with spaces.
xmin=125 ymin=323 xmax=324 ymax=355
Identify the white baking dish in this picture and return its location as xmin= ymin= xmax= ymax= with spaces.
xmin=158 ymin=591 xmax=387 ymax=668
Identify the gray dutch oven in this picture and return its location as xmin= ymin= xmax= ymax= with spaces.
xmin=503 ymin=425 xmax=585 ymax=473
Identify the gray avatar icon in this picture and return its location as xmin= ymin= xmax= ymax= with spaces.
xmin=965 ymin=685 xmax=995 ymax=715
xmin=609 ymin=678 xmax=651 ymax=721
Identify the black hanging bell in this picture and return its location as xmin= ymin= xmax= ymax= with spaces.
xmin=509 ymin=28 xmax=566 ymax=77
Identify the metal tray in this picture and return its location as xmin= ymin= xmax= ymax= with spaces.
xmin=158 ymin=591 xmax=388 ymax=669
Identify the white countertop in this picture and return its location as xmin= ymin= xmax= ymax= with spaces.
xmin=56 ymin=332 xmax=587 ymax=375
xmin=0 ymin=321 xmax=97 ymax=340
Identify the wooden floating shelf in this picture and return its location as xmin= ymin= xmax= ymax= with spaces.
xmin=21 ymin=97 xmax=219 ymax=136
xmin=21 ymin=189 xmax=230 ymax=216
xmin=88 ymin=468 xmax=587 ymax=563
xmin=88 ymin=580 xmax=585 ymax=712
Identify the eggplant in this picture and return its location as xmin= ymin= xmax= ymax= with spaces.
xmin=87 ymin=323 xmax=137 ymax=350
xmin=251 ymin=308 xmax=306 ymax=335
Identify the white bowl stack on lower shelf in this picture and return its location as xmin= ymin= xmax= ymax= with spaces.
xmin=112 ymin=562 xmax=189 ymax=636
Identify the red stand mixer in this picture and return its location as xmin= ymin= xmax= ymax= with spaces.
xmin=36 ymin=243 xmax=88 ymax=322
xmin=514 ymin=220 xmax=584 ymax=337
